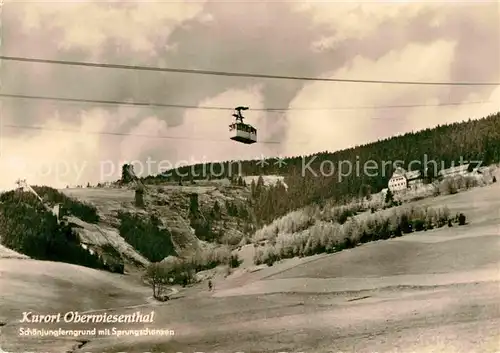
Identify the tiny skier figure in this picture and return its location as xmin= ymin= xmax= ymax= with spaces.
xmin=208 ymin=279 xmax=213 ymax=292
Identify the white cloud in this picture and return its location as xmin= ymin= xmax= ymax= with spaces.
xmin=115 ymin=116 xmax=171 ymax=178
xmin=0 ymin=105 xmax=175 ymax=190
xmin=404 ymin=85 xmax=500 ymax=133
xmin=0 ymin=110 xmax=108 ymax=190
xmin=17 ymin=1 xmax=206 ymax=57
xmin=295 ymin=1 xmax=446 ymax=51
xmin=301 ymin=1 xmax=500 ymax=51
xmin=283 ymin=40 xmax=463 ymax=156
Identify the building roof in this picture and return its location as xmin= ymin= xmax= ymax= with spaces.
xmin=390 ymin=168 xmax=421 ymax=181
xmin=405 ymin=170 xmax=421 ymax=180
xmin=438 ymin=163 xmax=470 ymax=176
xmin=393 ymin=167 xmax=406 ymax=176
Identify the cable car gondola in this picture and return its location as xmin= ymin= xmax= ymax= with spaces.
xmin=229 ymin=106 xmax=257 ymax=144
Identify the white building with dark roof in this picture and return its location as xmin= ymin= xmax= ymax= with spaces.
xmin=388 ymin=167 xmax=423 ymax=193
xmin=388 ymin=167 xmax=407 ymax=192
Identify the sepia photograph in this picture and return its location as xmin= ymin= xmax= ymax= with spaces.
xmin=0 ymin=1 xmax=499 ymax=352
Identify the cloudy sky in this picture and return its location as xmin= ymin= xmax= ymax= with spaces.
xmin=0 ymin=0 xmax=499 ymax=189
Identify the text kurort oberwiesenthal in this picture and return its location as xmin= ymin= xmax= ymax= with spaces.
xmin=19 ymin=311 xmax=155 ymax=324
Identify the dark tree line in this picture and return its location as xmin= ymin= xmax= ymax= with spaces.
xmin=0 ymin=190 xmax=106 ymax=269
xmin=248 ymin=176 xmax=288 ymax=225
xmin=31 ymin=186 xmax=100 ymax=223
xmin=117 ymin=211 xmax=177 ymax=262
xmin=188 ymin=192 xmax=253 ymax=243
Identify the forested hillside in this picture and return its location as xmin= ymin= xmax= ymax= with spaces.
xmin=150 ymin=112 xmax=500 ymax=225
xmin=0 ymin=190 xmax=107 ymax=269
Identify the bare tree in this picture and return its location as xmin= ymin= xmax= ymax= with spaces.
xmin=442 ymin=177 xmax=458 ymax=195
xmin=143 ymin=262 xmax=169 ymax=300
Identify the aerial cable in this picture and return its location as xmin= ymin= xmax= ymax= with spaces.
xmin=0 ymin=93 xmax=493 ymax=111
xmin=1 ymin=123 xmax=289 ymax=145
xmin=1 ymin=55 xmax=499 ymax=86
